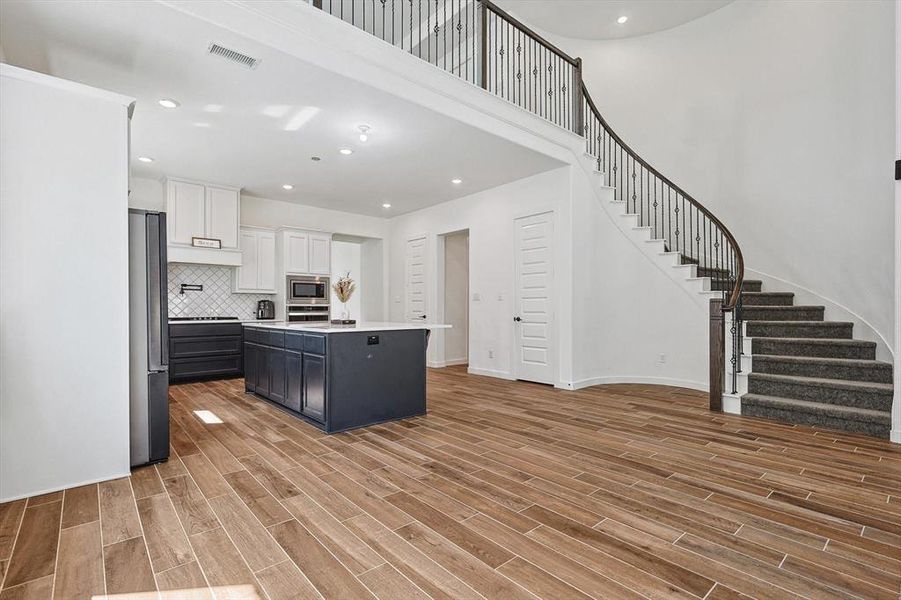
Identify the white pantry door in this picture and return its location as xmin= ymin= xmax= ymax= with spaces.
xmin=513 ymin=212 xmax=554 ymax=384
xmin=405 ymin=236 xmax=428 ymax=322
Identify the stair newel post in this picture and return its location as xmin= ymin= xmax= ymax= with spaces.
xmin=572 ymin=57 xmax=583 ymax=136
xmin=480 ymin=0 xmax=489 ymax=90
xmin=709 ymin=298 xmax=725 ymax=411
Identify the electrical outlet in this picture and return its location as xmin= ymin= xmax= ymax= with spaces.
xmin=488 ymin=349 xmax=494 ymax=359
xmin=472 ymin=292 xmax=481 ymax=301
xmin=657 ymin=353 xmax=667 ymax=364
xmin=497 ymin=293 xmax=504 ymax=301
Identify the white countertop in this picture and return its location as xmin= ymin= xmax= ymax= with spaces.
xmin=243 ymin=321 xmax=451 ymax=334
xmin=168 ymin=318 xmax=283 ymax=325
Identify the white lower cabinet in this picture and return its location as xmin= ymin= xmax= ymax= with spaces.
xmin=233 ymin=227 xmax=276 ymax=293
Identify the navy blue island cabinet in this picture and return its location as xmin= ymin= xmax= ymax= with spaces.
xmin=242 ymin=324 xmax=429 ymax=433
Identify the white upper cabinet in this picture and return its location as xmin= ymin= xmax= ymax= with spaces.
xmin=205 ymin=186 xmax=239 ymax=249
xmin=166 ymin=178 xmax=241 ymax=266
xmin=167 ymin=180 xmax=205 ymax=246
xmin=279 ymin=229 xmax=331 ymax=276
xmin=233 ymin=227 xmax=276 ymax=293
xmin=283 ymin=231 xmax=310 ymax=274
xmin=309 ymin=233 xmax=331 ymax=275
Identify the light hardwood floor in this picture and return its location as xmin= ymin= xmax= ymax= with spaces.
xmin=1 ymin=366 xmax=900 ymax=599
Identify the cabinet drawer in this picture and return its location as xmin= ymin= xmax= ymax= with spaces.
xmin=244 ymin=327 xmax=264 ymax=344
xmin=170 ymin=335 xmax=241 ymax=359
xmin=303 ymin=334 xmax=327 ymax=355
xmin=170 ymin=323 xmax=243 ymax=338
xmin=285 ymin=332 xmax=303 ymax=351
xmin=169 ymin=355 xmax=242 ymax=381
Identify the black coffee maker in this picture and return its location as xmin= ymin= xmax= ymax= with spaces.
xmin=256 ymin=299 xmax=275 ymax=320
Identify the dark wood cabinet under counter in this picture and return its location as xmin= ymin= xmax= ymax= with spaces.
xmin=168 ymin=321 xmax=244 ymax=382
xmin=243 ymin=323 xmax=445 ymax=433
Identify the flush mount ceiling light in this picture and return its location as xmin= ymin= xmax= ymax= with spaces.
xmin=358 ymin=124 xmax=371 ymax=142
xmin=382 ymin=203 xmax=391 ymax=209
xmin=282 ymin=184 xmax=294 ymax=190
xmin=339 ymin=148 xmax=354 ymax=155
xmin=451 ymin=178 xmax=462 ymax=184
xmin=158 ymin=98 xmax=180 ymax=109
xmin=137 ymin=156 xmax=154 ymax=163
xmin=617 ymin=16 xmax=628 ymax=24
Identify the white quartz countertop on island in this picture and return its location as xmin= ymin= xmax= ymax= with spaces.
xmin=243 ymin=321 xmax=451 ymax=334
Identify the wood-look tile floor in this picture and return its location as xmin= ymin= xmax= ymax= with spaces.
xmin=1 ymin=366 xmax=900 ymax=599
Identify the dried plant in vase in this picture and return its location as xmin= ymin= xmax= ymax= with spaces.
xmin=332 ymin=272 xmax=357 ymax=322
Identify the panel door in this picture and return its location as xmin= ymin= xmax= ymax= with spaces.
xmin=285 ymin=351 xmax=302 ymax=412
xmin=235 ymin=230 xmax=259 ymax=291
xmin=405 ymin=236 xmax=428 ymax=322
xmin=257 ymin=231 xmax=276 ymax=291
xmin=205 ymin=186 xmax=239 ymax=249
xmin=309 ymin=234 xmax=331 ymax=275
xmin=513 ymin=212 xmax=554 ymax=385
xmin=167 ymin=180 xmax=205 ymax=245
xmin=302 ymin=353 xmax=326 ymax=423
xmin=284 ymin=232 xmax=309 ymax=274
xmin=269 ymin=348 xmax=286 ymax=405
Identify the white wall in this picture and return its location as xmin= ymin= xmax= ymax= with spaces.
xmin=331 ymin=240 xmax=363 ymax=320
xmin=544 ymin=0 xmax=896 ymax=358
xmin=0 ymin=65 xmax=134 ymax=500
xmin=443 ymin=232 xmax=469 ymax=364
xmin=129 ymin=176 xmax=164 ymax=211
xmin=389 ymin=168 xmax=572 ymax=381
xmin=241 ymin=194 xmax=389 ymax=240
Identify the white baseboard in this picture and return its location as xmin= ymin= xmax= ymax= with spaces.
xmin=466 ymin=366 xmax=515 ymax=380
xmin=568 ymin=375 xmax=708 ymax=392
xmin=0 ymin=470 xmax=131 ymax=503
xmin=428 ymin=358 xmax=469 ymax=368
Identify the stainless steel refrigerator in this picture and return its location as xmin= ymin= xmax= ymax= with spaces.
xmin=128 ymin=209 xmax=170 ymax=466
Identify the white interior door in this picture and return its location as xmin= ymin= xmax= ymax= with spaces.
xmin=514 ymin=212 xmax=554 ymax=384
xmin=405 ymin=236 xmax=428 ymax=322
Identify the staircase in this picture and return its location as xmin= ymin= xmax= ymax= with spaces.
xmin=311 ymin=0 xmax=894 ymax=440
xmin=717 ymin=277 xmax=894 ymax=438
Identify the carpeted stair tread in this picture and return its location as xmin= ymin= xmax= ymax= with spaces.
xmin=741 ymin=305 xmax=825 ymax=321
xmin=746 ymin=321 xmax=853 ymax=339
xmin=747 ymin=372 xmax=893 ymax=411
xmin=741 ymin=394 xmax=891 ymax=438
xmin=751 ymin=337 xmax=876 ymax=360
xmin=711 ymin=279 xmax=762 ymax=292
xmin=740 ymin=292 xmax=795 ymax=306
xmin=751 ymin=354 xmax=893 ymax=384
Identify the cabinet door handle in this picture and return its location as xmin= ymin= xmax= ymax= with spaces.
xmin=513 ymin=316 xmax=522 ymax=322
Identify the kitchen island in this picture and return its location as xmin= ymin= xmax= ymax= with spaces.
xmin=242 ymin=322 xmax=449 ymax=432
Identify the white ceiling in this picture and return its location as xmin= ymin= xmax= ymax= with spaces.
xmin=0 ymin=1 xmax=563 ymax=216
xmin=495 ymin=0 xmax=733 ymax=41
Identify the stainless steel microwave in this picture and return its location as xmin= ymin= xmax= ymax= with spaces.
xmin=287 ymin=275 xmax=330 ymax=305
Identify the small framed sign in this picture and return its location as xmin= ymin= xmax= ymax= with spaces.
xmin=191 ymin=237 xmax=222 ymax=249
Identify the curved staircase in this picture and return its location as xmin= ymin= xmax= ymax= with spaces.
xmin=312 ymin=0 xmax=894 ymax=440
xmin=725 ymin=280 xmax=893 ymax=438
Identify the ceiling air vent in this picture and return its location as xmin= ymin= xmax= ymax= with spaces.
xmin=207 ymin=43 xmax=259 ymax=69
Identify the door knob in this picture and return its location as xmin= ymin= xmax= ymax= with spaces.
xmin=513 ymin=316 xmax=522 ymax=322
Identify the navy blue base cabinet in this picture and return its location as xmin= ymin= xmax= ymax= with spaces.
xmin=243 ymin=326 xmax=428 ymax=433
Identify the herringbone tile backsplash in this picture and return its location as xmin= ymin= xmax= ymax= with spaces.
xmin=168 ymin=263 xmax=274 ymax=319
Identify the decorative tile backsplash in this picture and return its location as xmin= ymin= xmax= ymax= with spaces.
xmin=168 ymin=263 xmax=274 ymax=319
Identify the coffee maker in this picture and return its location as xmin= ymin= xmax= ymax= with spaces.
xmin=256 ymin=299 xmax=275 ymax=320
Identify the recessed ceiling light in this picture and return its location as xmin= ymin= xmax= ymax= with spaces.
xmin=382 ymin=203 xmax=391 ymax=209
xmin=311 ymin=156 xmax=321 ymax=161
xmin=282 ymin=184 xmax=294 ymax=190
xmin=137 ymin=156 xmax=154 ymax=163
xmin=451 ymin=178 xmax=462 ymax=184
xmin=339 ymin=148 xmax=353 ymax=155
xmin=617 ymin=16 xmax=628 ymax=24
xmin=193 ymin=122 xmax=211 ymax=128
xmin=358 ymin=124 xmax=371 ymax=142
xmin=158 ymin=98 xmax=180 ymax=109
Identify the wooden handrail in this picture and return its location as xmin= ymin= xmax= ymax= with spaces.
xmin=482 ymin=0 xmax=579 ymax=66
xmin=581 ymin=83 xmax=744 ymax=311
